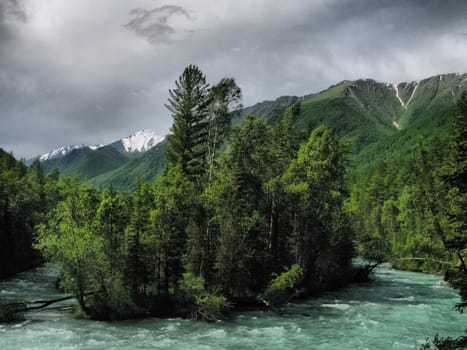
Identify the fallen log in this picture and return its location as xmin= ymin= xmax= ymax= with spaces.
xmin=19 ymin=295 xmax=75 ymax=312
xmin=0 ymin=290 xmax=103 ymax=322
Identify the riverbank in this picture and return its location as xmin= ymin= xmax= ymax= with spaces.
xmin=1 ymin=265 xmax=465 ymax=349
xmin=0 ymin=261 xmax=447 ymax=322
xmin=1 ymin=262 xmax=363 ymax=322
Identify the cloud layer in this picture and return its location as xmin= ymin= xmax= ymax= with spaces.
xmin=1 ymin=0 xmax=467 ymax=158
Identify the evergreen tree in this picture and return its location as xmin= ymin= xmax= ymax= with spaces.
xmin=95 ymin=187 xmax=129 ymax=285
xmin=164 ymin=66 xmax=243 ymax=284
xmin=125 ymin=182 xmax=154 ymax=297
xmin=205 ymin=77 xmax=242 ymax=183
xmin=213 ymin=116 xmax=275 ymax=295
xmin=165 ymin=64 xmax=210 ymax=184
xmin=283 ymin=125 xmax=353 ymax=290
xmin=267 ymin=102 xmax=302 ymax=269
xmin=184 ymin=77 xmax=242 ymax=281
xmin=152 ymin=166 xmax=195 ymax=296
xmin=0 ymin=150 xmax=58 ymax=278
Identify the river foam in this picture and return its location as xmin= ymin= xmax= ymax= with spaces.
xmin=0 ymin=266 xmax=465 ymax=349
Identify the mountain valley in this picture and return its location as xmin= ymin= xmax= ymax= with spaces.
xmin=36 ymin=73 xmax=466 ymax=190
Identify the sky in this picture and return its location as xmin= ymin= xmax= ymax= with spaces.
xmin=1 ymin=0 xmax=467 ymax=159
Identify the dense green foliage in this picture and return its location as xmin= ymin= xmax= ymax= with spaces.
xmin=262 ymin=264 xmax=303 ymax=307
xmin=346 ymin=93 xmax=467 ymax=348
xmin=347 ymin=93 xmax=466 ymax=280
xmin=0 ymin=151 xmax=60 ymax=278
xmin=347 ymin=144 xmax=451 ymax=272
xmin=32 ymin=66 xmax=353 ymax=320
xmin=2 ymin=70 xmax=466 ymax=333
xmin=443 ymin=92 xmax=467 ymax=313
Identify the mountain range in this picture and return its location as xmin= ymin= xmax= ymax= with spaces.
xmin=38 ymin=72 xmax=467 ymax=190
xmin=38 ymin=129 xmax=167 ymax=187
xmin=39 ymin=129 xmax=163 ymax=161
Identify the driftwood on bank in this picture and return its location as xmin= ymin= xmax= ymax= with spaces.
xmin=0 ymin=295 xmax=74 ymax=322
xmin=0 ymin=290 xmax=103 ymax=321
xmin=18 ymin=294 xmax=76 ymax=312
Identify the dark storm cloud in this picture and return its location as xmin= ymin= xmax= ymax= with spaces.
xmin=317 ymin=0 xmax=467 ymax=44
xmin=125 ymin=5 xmax=192 ymax=44
xmin=0 ymin=0 xmax=467 ymax=159
xmin=0 ymin=0 xmax=27 ymax=22
xmin=0 ymin=0 xmax=26 ymax=45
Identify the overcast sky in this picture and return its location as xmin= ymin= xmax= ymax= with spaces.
xmin=1 ymin=0 xmax=467 ymax=158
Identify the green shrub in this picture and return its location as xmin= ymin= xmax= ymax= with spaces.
xmin=86 ymin=277 xmax=139 ymax=320
xmin=263 ymin=264 xmax=303 ymax=306
xmin=178 ymin=272 xmax=231 ymax=321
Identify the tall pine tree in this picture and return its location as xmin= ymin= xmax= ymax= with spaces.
xmin=165 ymin=65 xmax=210 ymax=184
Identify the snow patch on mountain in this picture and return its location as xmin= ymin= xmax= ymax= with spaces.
xmin=393 ymin=81 xmax=418 ymax=110
xmin=393 ymin=84 xmax=406 ymax=109
xmin=405 ymin=81 xmax=419 ymax=108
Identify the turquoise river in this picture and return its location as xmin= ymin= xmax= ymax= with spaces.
xmin=0 ymin=265 xmax=465 ymax=349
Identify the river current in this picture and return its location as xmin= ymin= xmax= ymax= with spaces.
xmin=0 ymin=265 xmax=465 ymax=349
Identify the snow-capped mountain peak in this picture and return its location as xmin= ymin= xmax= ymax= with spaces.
xmin=115 ymin=129 xmax=164 ymax=153
xmin=39 ymin=144 xmax=98 ymax=161
xmin=39 ymin=145 xmax=73 ymax=161
xmin=39 ymin=129 xmax=164 ymax=162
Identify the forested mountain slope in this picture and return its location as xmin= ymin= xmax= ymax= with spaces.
xmin=41 ymin=146 xmax=130 ymax=179
xmin=40 ymin=73 xmax=467 ymax=190
xmin=88 ymin=140 xmax=168 ymax=190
